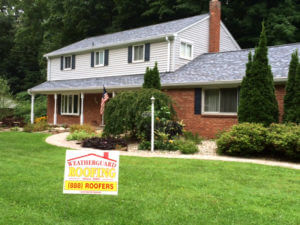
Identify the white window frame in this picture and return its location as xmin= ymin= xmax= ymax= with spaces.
xmin=94 ymin=50 xmax=105 ymax=67
xmin=132 ymin=44 xmax=145 ymax=63
xmin=202 ymin=88 xmax=239 ymax=116
xmin=61 ymin=94 xmax=80 ymax=116
xmin=180 ymin=40 xmax=193 ymax=60
xmin=64 ymin=56 xmax=72 ymax=70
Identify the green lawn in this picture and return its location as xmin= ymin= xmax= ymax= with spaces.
xmin=0 ymin=132 xmax=299 ymax=225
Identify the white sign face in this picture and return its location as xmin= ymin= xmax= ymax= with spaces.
xmin=63 ymin=150 xmax=119 ymax=195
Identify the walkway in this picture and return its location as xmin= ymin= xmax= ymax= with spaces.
xmin=46 ymin=132 xmax=300 ymax=170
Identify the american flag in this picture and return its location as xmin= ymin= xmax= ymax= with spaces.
xmin=100 ymin=86 xmax=109 ymax=115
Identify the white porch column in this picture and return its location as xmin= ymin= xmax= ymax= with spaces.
xmin=53 ymin=94 xmax=57 ymax=125
xmin=80 ymin=93 xmax=84 ymax=125
xmin=30 ymin=94 xmax=35 ymax=124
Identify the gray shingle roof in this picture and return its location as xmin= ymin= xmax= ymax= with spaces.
xmin=45 ymin=14 xmax=209 ymax=57
xmin=30 ymin=43 xmax=299 ymax=93
xmin=162 ymin=42 xmax=300 ymax=85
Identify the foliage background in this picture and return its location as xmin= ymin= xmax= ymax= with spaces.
xmin=0 ymin=0 xmax=299 ymax=94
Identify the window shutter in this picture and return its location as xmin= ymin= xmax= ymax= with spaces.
xmin=104 ymin=49 xmax=109 ymax=66
xmin=194 ymin=88 xmax=202 ymax=114
xmin=145 ymin=43 xmax=150 ymax=61
xmin=71 ymin=55 xmax=75 ymax=69
xmin=91 ymin=52 xmax=94 ymax=67
xmin=57 ymin=94 xmax=61 ymax=115
xmin=60 ymin=56 xmax=63 ymax=70
xmin=128 ymin=46 xmax=132 ymax=63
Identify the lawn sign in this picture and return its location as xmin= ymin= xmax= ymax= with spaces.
xmin=63 ymin=150 xmax=119 ymax=195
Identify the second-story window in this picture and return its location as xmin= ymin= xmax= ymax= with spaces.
xmin=95 ymin=51 xmax=104 ymax=66
xmin=64 ymin=56 xmax=71 ymax=69
xmin=133 ymin=45 xmax=144 ymax=62
xmin=180 ymin=42 xmax=192 ymax=60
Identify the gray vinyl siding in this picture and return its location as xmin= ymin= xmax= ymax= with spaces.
xmin=49 ymin=41 xmax=168 ymax=81
xmin=220 ymin=23 xmax=240 ymax=52
xmin=175 ymin=17 xmax=210 ymax=70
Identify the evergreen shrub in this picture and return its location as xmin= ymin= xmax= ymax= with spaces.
xmin=217 ymin=123 xmax=267 ymax=156
xmin=217 ymin=123 xmax=300 ymax=161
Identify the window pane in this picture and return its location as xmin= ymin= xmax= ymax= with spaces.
xmin=95 ymin=52 xmax=99 ymax=65
xmin=65 ymin=57 xmax=71 ymax=68
xmin=73 ymin=95 xmax=78 ymax=114
xmin=180 ymin=43 xmax=185 ymax=57
xmin=64 ymin=95 xmax=68 ymax=113
xmin=134 ymin=45 xmax=143 ymax=61
xmin=68 ymin=95 xmax=72 ymax=113
xmin=205 ymin=89 xmax=219 ymax=112
xmin=99 ymin=51 xmax=104 ymax=64
xmin=186 ymin=44 xmax=192 ymax=58
xmin=220 ymin=88 xmax=237 ymax=112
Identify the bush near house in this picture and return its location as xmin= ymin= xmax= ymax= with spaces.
xmin=217 ymin=123 xmax=300 ymax=161
xmin=69 ymin=124 xmax=95 ymax=134
xmin=23 ymin=121 xmax=49 ymax=132
xmin=104 ymin=88 xmax=175 ymax=139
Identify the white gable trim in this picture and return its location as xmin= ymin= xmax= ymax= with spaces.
xmin=220 ymin=21 xmax=241 ymax=50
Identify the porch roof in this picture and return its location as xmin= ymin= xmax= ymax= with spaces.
xmin=29 ymin=43 xmax=299 ymax=94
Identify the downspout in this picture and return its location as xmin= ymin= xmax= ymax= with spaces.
xmin=165 ymin=36 xmax=171 ymax=72
xmin=47 ymin=56 xmax=51 ymax=81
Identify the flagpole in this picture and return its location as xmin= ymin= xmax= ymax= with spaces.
xmin=151 ymin=96 xmax=155 ymax=152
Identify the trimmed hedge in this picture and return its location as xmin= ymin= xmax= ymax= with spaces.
xmin=217 ymin=123 xmax=300 ymax=161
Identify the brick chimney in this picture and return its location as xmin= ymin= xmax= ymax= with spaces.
xmin=209 ymin=0 xmax=221 ymax=52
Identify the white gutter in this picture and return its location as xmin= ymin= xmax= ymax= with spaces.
xmin=28 ymin=77 xmax=287 ymax=94
xmin=165 ymin=36 xmax=171 ymax=72
xmin=44 ymin=34 xmax=175 ymax=58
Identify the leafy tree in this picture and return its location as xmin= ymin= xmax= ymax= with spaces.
xmin=0 ymin=77 xmax=11 ymax=108
xmin=143 ymin=62 xmax=161 ymax=90
xmin=283 ymin=50 xmax=299 ymax=122
xmin=238 ymin=23 xmax=279 ymax=126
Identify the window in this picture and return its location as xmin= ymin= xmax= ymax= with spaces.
xmin=95 ymin=51 xmax=104 ymax=66
xmin=133 ymin=45 xmax=144 ymax=62
xmin=61 ymin=94 xmax=79 ymax=115
xmin=64 ymin=56 xmax=71 ymax=69
xmin=204 ymin=88 xmax=238 ymax=114
xmin=180 ymin=42 xmax=192 ymax=59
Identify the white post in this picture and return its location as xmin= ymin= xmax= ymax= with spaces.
xmin=80 ymin=93 xmax=84 ymax=125
xmin=54 ymin=93 xmax=57 ymax=125
xmin=151 ymin=96 xmax=155 ymax=152
xmin=30 ymin=94 xmax=35 ymax=124
xmin=112 ymin=91 xmax=116 ymax=98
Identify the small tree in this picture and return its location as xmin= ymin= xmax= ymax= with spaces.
xmin=238 ymin=23 xmax=279 ymax=126
xmin=0 ymin=77 xmax=13 ymax=120
xmin=143 ymin=62 xmax=161 ymax=90
xmin=290 ymin=64 xmax=300 ymax=123
xmin=283 ymin=50 xmax=299 ymax=122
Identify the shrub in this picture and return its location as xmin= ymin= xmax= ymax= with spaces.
xmin=217 ymin=123 xmax=268 ymax=156
xmin=266 ymin=123 xmax=300 ymax=160
xmin=82 ymin=137 xmax=127 ymax=150
xmin=14 ymin=92 xmax=47 ymax=123
xmin=104 ymin=89 xmax=175 ymax=140
xmin=23 ymin=123 xmax=34 ymax=132
xmin=35 ymin=116 xmax=47 ymax=123
xmin=66 ymin=130 xmax=98 ymax=141
xmin=10 ymin=127 xmax=19 ymax=131
xmin=183 ymin=130 xmax=203 ymax=144
xmin=175 ymin=140 xmax=198 ymax=154
xmin=69 ymin=124 xmax=95 ymax=134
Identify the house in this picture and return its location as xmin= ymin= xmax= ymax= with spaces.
xmin=28 ymin=0 xmax=299 ymax=138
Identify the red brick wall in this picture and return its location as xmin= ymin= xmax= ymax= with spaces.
xmin=47 ymin=94 xmax=102 ymax=126
xmin=164 ymin=85 xmax=286 ymax=139
xmin=209 ymin=0 xmax=221 ymax=53
xmin=47 ymin=85 xmax=285 ymax=138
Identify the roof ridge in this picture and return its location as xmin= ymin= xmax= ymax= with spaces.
xmin=84 ymin=13 xmax=209 ymax=41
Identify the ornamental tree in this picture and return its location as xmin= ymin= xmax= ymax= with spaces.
xmin=283 ymin=50 xmax=299 ymax=122
xmin=238 ymin=23 xmax=279 ymax=126
xmin=290 ymin=64 xmax=300 ymax=123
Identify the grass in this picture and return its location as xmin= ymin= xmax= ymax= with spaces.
xmin=0 ymin=132 xmax=299 ymax=225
